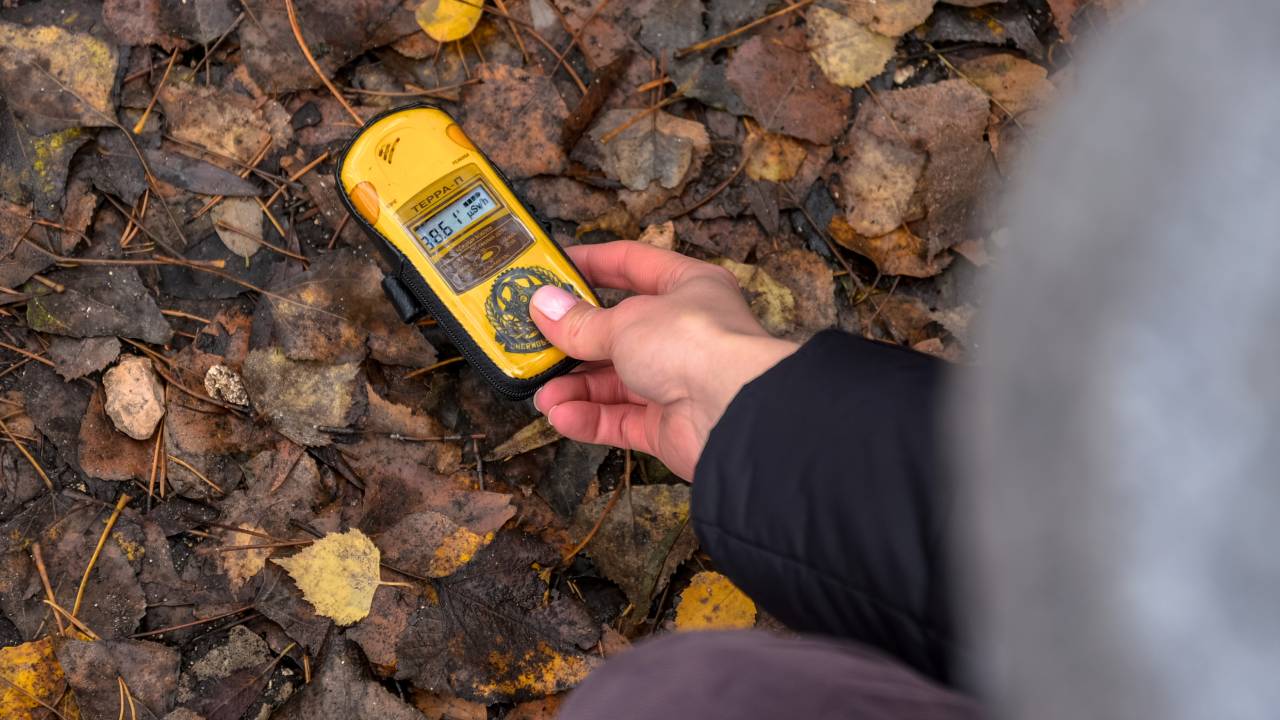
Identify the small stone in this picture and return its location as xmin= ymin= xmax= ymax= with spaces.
xmin=102 ymin=355 xmax=165 ymax=440
xmin=204 ymin=364 xmax=249 ymax=406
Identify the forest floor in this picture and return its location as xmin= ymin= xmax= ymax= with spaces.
xmin=0 ymin=0 xmax=1116 ymax=718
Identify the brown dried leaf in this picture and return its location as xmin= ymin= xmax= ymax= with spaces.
xmin=806 ymin=6 xmax=897 ymax=89
xmin=462 ymin=65 xmax=570 ymax=179
xmin=591 ymin=110 xmax=711 ymax=192
xmin=837 ymin=0 xmax=937 ymax=36
xmin=242 ymin=347 xmax=364 ymax=447
xmin=382 ymin=530 xmax=601 ymax=702
xmin=829 ymin=216 xmax=952 ymax=278
xmin=273 ymin=635 xmax=425 ymax=720
xmin=726 ymin=31 xmax=853 ymax=145
xmin=486 ymin=416 xmax=562 ymax=461
xmin=57 ymin=638 xmax=181 ymax=720
xmin=79 ymin=387 xmax=154 ymax=481
xmin=573 ymin=484 xmax=697 ymax=623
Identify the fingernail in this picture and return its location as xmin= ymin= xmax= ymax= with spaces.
xmin=531 ymin=285 xmax=576 ymax=321
xmin=532 ymin=384 xmax=547 ymax=412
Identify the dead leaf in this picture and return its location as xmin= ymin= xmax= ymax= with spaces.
xmin=591 ymin=110 xmax=711 ymax=192
xmin=760 ymin=248 xmax=839 ymax=338
xmin=273 ymin=528 xmax=383 ymax=625
xmin=573 ymin=484 xmax=697 ymax=623
xmin=242 ymin=347 xmax=364 ymax=447
xmin=416 ymin=0 xmax=483 ymax=42
xmin=636 ymin=220 xmax=676 ymax=250
xmin=960 ymin=53 xmax=1056 ymax=121
xmin=837 ymin=0 xmax=936 ymax=36
xmin=412 ymin=689 xmax=487 ymax=720
xmin=837 ymin=79 xmax=992 ymax=256
xmin=829 ymin=216 xmax=952 ymax=278
xmin=0 ymin=118 xmax=93 ymax=209
xmin=0 ymin=638 xmax=79 ymax=720
xmin=158 ymin=73 xmax=281 ymax=165
xmin=926 ymin=3 xmax=1044 ymax=59
xmin=806 ymin=6 xmax=897 ymax=89
xmin=25 ymin=266 xmax=173 ymax=344
xmin=57 ymin=638 xmax=181 ymax=720
xmin=744 ymin=128 xmax=808 ymax=183
xmin=0 ymin=19 xmax=120 ymax=134
xmin=462 ymin=65 xmax=570 ymax=180
xmin=379 ymin=510 xmax=495 ymax=578
xmin=674 ymin=571 xmax=757 ymax=631
xmin=237 ymin=0 xmax=414 ymax=94
xmin=711 ymin=259 xmax=797 ymax=337
xmin=79 ymin=387 xmax=154 ymax=481
xmin=48 ymin=335 xmax=120 ymax=381
xmin=726 ymin=30 xmax=853 ymax=145
xmin=210 ymin=198 xmax=265 ymax=258
xmin=380 ymin=530 xmax=601 ymax=702
xmin=861 ymin=294 xmax=936 ymax=346
xmin=486 ymin=416 xmax=563 ymax=461
xmin=272 ymin=635 xmax=425 ymax=720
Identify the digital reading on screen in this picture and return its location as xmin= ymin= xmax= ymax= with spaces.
xmin=415 ymin=186 xmax=496 ymax=249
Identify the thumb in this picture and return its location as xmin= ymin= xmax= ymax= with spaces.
xmin=529 ymin=285 xmax=613 ymax=361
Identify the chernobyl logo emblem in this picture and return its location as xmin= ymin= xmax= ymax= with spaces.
xmin=485 ymin=266 xmax=576 ymax=354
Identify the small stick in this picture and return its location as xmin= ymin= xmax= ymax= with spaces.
xmin=129 ymin=604 xmax=255 ymax=639
xmin=132 ymin=50 xmax=179 ymax=134
xmin=214 ymin=220 xmax=310 ymax=264
xmin=215 ymin=539 xmax=312 ymax=553
xmin=599 ymin=95 xmax=684 ymax=145
xmin=404 ymin=356 xmax=464 ymax=379
xmin=0 ymin=416 xmax=52 ymax=490
xmin=168 ymin=455 xmax=223 ymax=495
xmin=341 ymin=78 xmax=481 ymax=99
xmin=473 ymin=437 xmax=484 ymax=491
xmin=44 ymin=600 xmax=100 ymax=641
xmin=30 ymin=274 xmax=65 ymax=293
xmin=284 ymin=0 xmax=362 ymax=123
xmin=71 ymin=494 xmax=132 ymax=620
xmin=160 ymin=309 xmax=212 ymax=325
xmin=146 ymin=427 xmax=163 ymax=509
xmin=0 ymin=340 xmax=54 ymax=368
xmin=265 ymin=149 xmax=332 ymax=210
xmin=676 ymin=0 xmax=815 ymax=58
xmin=490 ymin=0 xmax=530 ymax=64
xmin=326 ymin=212 xmax=350 ymax=250
xmin=255 ymin=197 xmax=289 ymax=243
xmin=31 ymin=543 xmax=65 ymax=634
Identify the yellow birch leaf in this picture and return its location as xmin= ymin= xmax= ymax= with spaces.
xmin=416 ymin=0 xmax=485 ymax=43
xmin=744 ymin=128 xmax=808 ymax=182
xmin=0 ymin=637 xmax=80 ymax=720
xmin=806 ymin=6 xmax=897 ymax=89
xmin=710 ymin=259 xmax=797 ymax=337
xmin=272 ymin=528 xmax=382 ymax=625
xmin=675 ymin=571 xmax=757 ymax=631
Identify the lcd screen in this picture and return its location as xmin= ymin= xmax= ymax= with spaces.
xmin=415 ymin=186 xmax=497 ymax=249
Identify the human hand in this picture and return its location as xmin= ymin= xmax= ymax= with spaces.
xmin=530 ymin=241 xmax=798 ymax=480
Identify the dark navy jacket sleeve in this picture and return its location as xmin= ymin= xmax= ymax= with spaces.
xmin=692 ymin=330 xmax=957 ymax=683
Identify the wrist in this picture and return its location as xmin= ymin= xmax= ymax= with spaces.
xmin=695 ymin=330 xmax=799 ymax=434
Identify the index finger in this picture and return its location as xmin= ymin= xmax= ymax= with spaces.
xmin=566 ymin=240 xmax=711 ymax=295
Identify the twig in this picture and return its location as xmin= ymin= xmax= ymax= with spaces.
xmin=599 ymin=94 xmax=684 ymax=145
xmin=215 ymin=539 xmax=312 ymax=553
xmin=404 ymin=356 xmax=465 ymax=379
xmin=0 ymin=340 xmax=55 ymax=367
xmin=70 ymin=493 xmax=132 ymax=621
xmin=132 ymin=50 xmax=179 ymax=134
xmin=160 ymin=309 xmax=212 ymax=325
xmin=31 ymin=543 xmax=65 ymax=634
xmin=326 ymin=212 xmax=349 ymax=250
xmin=490 ymin=0 xmax=530 ymax=64
xmin=214 ymin=220 xmax=310 ymax=264
xmin=129 ymin=604 xmax=255 ymax=639
xmin=285 ymin=0 xmax=362 ymax=123
xmin=670 ymin=154 xmax=746 ymax=219
xmin=168 ymin=455 xmax=224 ymax=495
xmin=264 ymin=150 xmax=330 ymax=209
xmin=0 ymin=416 xmax=52 ymax=490
xmin=480 ymin=5 xmax=588 ymax=92
xmin=44 ymin=600 xmax=101 ymax=641
xmin=676 ymin=0 xmax=815 ymax=58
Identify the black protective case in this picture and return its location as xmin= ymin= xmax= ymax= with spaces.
xmin=333 ymin=103 xmax=587 ymax=400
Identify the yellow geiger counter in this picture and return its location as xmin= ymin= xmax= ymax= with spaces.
xmin=335 ymin=104 xmax=598 ymax=399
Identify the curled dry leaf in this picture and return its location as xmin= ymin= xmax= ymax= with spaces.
xmin=272 ymin=528 xmax=383 ymax=625
xmin=674 ymin=571 xmax=757 ymax=631
xmin=829 ymin=216 xmax=953 ymax=278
